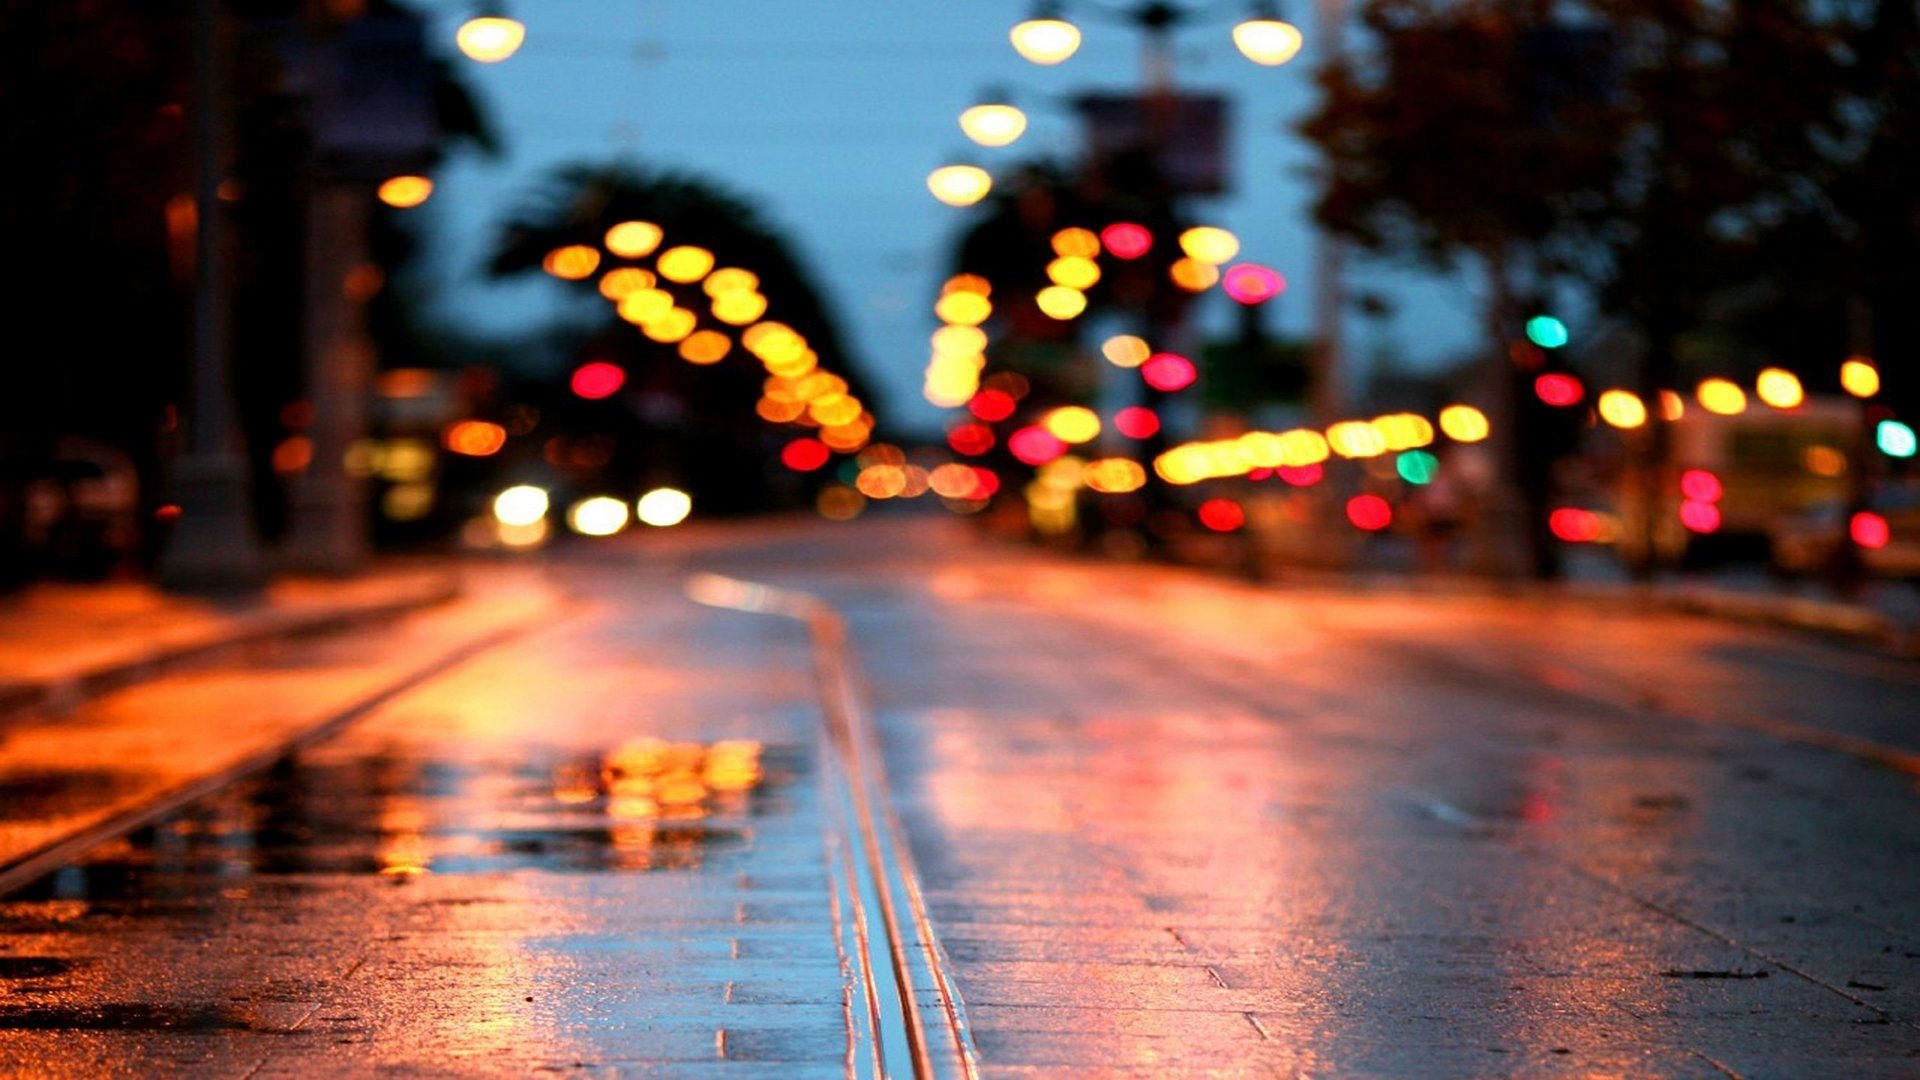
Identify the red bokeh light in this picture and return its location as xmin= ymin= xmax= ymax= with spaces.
xmin=970 ymin=467 xmax=1001 ymax=499
xmin=1198 ymin=498 xmax=1245 ymax=532
xmin=1221 ymin=263 xmax=1284 ymax=305
xmin=1247 ymin=467 xmax=1273 ymax=482
xmin=968 ymin=389 xmax=1016 ymax=422
xmin=780 ymin=438 xmax=831 ymax=472
xmin=1346 ymin=494 xmax=1393 ymax=531
xmin=1548 ymin=507 xmax=1602 ymax=543
xmin=1141 ymin=352 xmax=1197 ymax=392
xmin=1101 ymin=222 xmax=1153 ymax=260
xmin=571 ymin=361 xmax=626 ymax=400
xmin=1679 ymin=499 xmax=1721 ymax=533
xmin=1113 ymin=406 xmax=1160 ymax=439
xmin=1533 ymin=372 xmax=1583 ymax=407
xmin=947 ymin=422 xmax=996 ymax=456
xmin=1851 ymin=510 xmax=1891 ymax=550
xmin=1277 ymin=463 xmax=1323 ymax=486
xmin=1679 ymin=468 xmax=1722 ymax=502
xmin=1007 ymin=425 xmax=1067 ymax=466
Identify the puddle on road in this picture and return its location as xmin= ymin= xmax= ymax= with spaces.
xmin=11 ymin=738 xmax=804 ymax=902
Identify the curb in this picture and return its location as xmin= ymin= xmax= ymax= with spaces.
xmin=0 ymin=573 xmax=463 ymax=726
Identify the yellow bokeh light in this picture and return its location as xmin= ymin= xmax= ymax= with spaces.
xmin=598 ymin=267 xmax=656 ymax=300
xmin=1233 ymin=18 xmax=1303 ymax=65
xmin=1328 ymin=421 xmax=1387 ymax=459
xmin=496 ymin=518 xmax=549 ymax=550
xmin=1374 ymin=413 xmax=1435 ymax=451
xmin=936 ymin=291 xmax=992 ymax=326
xmin=809 ymin=395 xmax=865 ymax=427
xmin=567 ymin=495 xmax=631 ymax=537
xmin=744 ymin=321 xmax=806 ymax=364
xmin=618 ymin=288 xmax=674 ymax=325
xmin=543 ymin=245 xmax=601 ymax=280
xmin=605 ymin=221 xmax=664 ymax=258
xmin=1035 ymin=285 xmax=1087 ymax=320
xmin=1083 ymin=458 xmax=1146 ymax=494
xmin=377 ymin=175 xmax=433 ymax=208
xmin=642 ymin=307 xmax=697 ymax=343
xmin=1840 ymin=357 xmax=1880 ymax=398
xmin=932 ymin=324 xmax=988 ymax=358
xmin=1178 ymin=226 xmax=1240 ymax=264
xmin=1046 ymin=256 xmax=1101 ymax=290
xmin=1044 ymin=406 xmax=1101 ymax=444
xmin=1438 ymin=405 xmax=1490 ymax=443
xmin=1051 ymin=227 xmax=1101 ymax=259
xmin=703 ymin=268 xmax=759 ymax=297
xmin=636 ymin=488 xmax=692 ymax=527
xmin=1697 ymin=377 xmax=1747 ymax=415
xmin=1169 ymin=258 xmax=1219 ymax=292
xmin=712 ymin=291 xmax=769 ymax=326
xmin=1755 ymin=367 xmax=1804 ymax=409
xmin=656 ymin=245 xmax=715 ymax=284
xmin=1597 ymin=389 xmax=1647 ymax=429
xmin=1278 ymin=428 xmax=1330 ymax=466
xmin=1102 ymin=335 xmax=1151 ymax=368
xmin=679 ymin=330 xmax=733 ymax=365
xmin=794 ymin=373 xmax=845 ymax=401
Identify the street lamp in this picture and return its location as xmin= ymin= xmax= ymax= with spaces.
xmin=1011 ymin=1 xmax=1303 ymax=68
xmin=1232 ymin=1 xmax=1304 ymax=65
xmin=959 ymin=91 xmax=1030 ymax=148
xmin=927 ymin=163 xmax=993 ymax=207
xmin=1010 ymin=1 xmax=1082 ymax=64
xmin=456 ymin=5 xmax=524 ymax=63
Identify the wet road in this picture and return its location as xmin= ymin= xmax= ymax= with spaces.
xmin=3 ymin=516 xmax=1919 ymax=1077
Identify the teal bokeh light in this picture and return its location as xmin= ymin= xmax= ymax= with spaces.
xmin=1525 ymin=315 xmax=1569 ymax=349
xmin=1397 ymin=450 xmax=1439 ymax=485
xmin=1878 ymin=420 xmax=1917 ymax=459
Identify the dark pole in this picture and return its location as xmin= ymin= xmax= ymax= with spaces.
xmin=157 ymin=0 xmax=269 ymax=592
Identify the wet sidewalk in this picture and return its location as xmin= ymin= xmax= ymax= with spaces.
xmin=0 ymin=562 xmax=894 ymax=1077
xmin=0 ymin=564 xmax=462 ymax=722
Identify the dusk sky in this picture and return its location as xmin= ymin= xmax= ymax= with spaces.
xmin=404 ymin=0 xmax=1484 ymax=434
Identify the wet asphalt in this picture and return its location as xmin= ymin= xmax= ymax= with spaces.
xmin=3 ymin=516 xmax=1919 ymax=1078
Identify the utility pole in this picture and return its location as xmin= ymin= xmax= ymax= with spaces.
xmin=158 ymin=0 xmax=270 ymax=593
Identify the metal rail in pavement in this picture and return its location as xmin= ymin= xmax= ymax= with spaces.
xmin=688 ymin=572 xmax=981 ymax=1080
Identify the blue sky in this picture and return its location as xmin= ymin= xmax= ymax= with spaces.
xmin=404 ymin=0 xmax=1484 ymax=434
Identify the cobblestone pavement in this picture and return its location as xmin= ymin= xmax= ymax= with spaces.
xmin=3 ymin=516 xmax=1919 ymax=1078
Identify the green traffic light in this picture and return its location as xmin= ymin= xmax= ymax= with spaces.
xmin=1878 ymin=420 xmax=1917 ymax=459
xmin=1525 ymin=315 xmax=1569 ymax=349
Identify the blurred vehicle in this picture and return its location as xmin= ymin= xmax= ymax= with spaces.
xmin=1768 ymin=479 xmax=1920 ymax=579
xmin=1619 ymin=396 xmax=1860 ymax=568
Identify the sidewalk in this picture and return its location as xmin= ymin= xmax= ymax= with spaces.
xmin=0 ymin=563 xmax=462 ymax=722
xmin=1171 ymin=531 xmax=1920 ymax=655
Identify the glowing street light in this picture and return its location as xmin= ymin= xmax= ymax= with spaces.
xmin=1011 ymin=2 xmax=1081 ymax=65
xmin=1232 ymin=1 xmax=1303 ymax=65
xmin=928 ymin=164 xmax=992 ymax=207
xmin=456 ymin=8 xmax=525 ymax=63
xmin=959 ymin=95 xmax=1029 ymax=148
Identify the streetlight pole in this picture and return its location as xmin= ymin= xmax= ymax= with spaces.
xmin=158 ymin=0 xmax=269 ymax=593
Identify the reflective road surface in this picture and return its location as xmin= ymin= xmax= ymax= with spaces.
xmin=2 ymin=516 xmax=1918 ymax=1078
